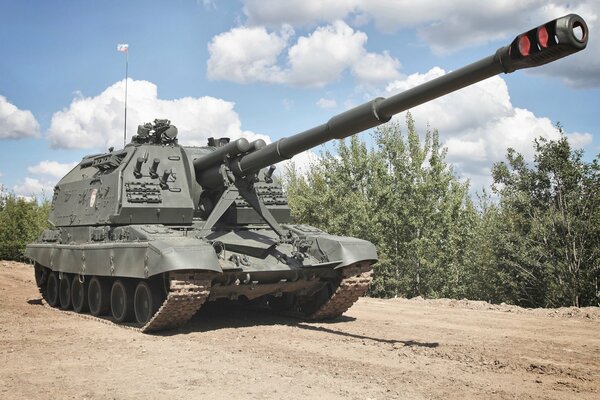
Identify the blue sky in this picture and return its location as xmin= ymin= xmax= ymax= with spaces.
xmin=1 ymin=0 xmax=599 ymax=196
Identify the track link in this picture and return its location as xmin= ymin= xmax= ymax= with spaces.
xmin=141 ymin=272 xmax=212 ymax=333
xmin=308 ymin=264 xmax=373 ymax=320
xmin=35 ymin=270 xmax=212 ymax=334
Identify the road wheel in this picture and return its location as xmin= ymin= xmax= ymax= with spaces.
xmin=134 ymin=281 xmax=163 ymax=325
xmin=46 ymin=272 xmax=60 ymax=307
xmin=111 ymin=280 xmax=135 ymax=323
xmin=59 ymin=274 xmax=72 ymax=309
xmin=71 ymin=277 xmax=88 ymax=313
xmin=88 ymin=276 xmax=110 ymax=316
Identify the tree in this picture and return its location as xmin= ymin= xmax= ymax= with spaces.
xmin=465 ymin=191 xmax=519 ymax=304
xmin=284 ymin=114 xmax=476 ymax=299
xmin=285 ymin=118 xmax=599 ymax=307
xmin=0 ymin=191 xmax=51 ymax=261
xmin=491 ymin=133 xmax=600 ymax=307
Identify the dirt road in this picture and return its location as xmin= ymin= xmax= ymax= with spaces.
xmin=1 ymin=261 xmax=598 ymax=399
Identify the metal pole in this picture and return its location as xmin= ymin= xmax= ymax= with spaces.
xmin=124 ymin=50 xmax=128 ymax=147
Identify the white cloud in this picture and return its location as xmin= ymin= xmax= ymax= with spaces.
xmin=279 ymin=150 xmax=319 ymax=177
xmin=11 ymin=160 xmax=78 ymax=198
xmin=13 ymin=177 xmax=54 ymax=198
xmin=242 ymin=0 xmax=600 ymax=87
xmin=46 ymin=79 xmax=269 ymax=150
xmin=243 ymin=0 xmax=539 ymax=35
xmin=207 ymin=21 xmax=401 ymax=87
xmin=286 ymin=21 xmax=367 ymax=87
xmin=0 ymin=95 xmax=40 ymax=139
xmin=207 ymin=25 xmax=292 ymax=84
xmin=316 ymin=98 xmax=337 ymax=109
xmin=351 ymin=51 xmax=401 ymax=84
xmin=384 ymin=68 xmax=592 ymax=191
xmin=27 ymin=161 xmax=78 ymax=179
xmin=565 ymin=132 xmax=593 ymax=149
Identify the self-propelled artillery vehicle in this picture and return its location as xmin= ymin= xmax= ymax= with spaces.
xmin=27 ymin=15 xmax=588 ymax=332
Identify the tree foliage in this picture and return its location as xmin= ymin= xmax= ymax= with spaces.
xmin=491 ymin=134 xmax=599 ymax=307
xmin=285 ymin=115 xmax=477 ymax=299
xmin=0 ymin=190 xmax=51 ymax=261
xmin=284 ymin=116 xmax=600 ymax=307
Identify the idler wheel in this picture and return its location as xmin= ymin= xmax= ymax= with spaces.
xmin=111 ymin=280 xmax=135 ymax=323
xmin=134 ymin=281 xmax=163 ymax=325
xmin=88 ymin=276 xmax=111 ymax=316
xmin=46 ymin=272 xmax=60 ymax=307
xmin=59 ymin=274 xmax=72 ymax=310
xmin=71 ymin=277 xmax=88 ymax=313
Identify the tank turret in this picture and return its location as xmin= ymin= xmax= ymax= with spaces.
xmin=26 ymin=14 xmax=588 ymax=332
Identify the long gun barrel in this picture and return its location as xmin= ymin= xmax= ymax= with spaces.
xmin=194 ymin=138 xmax=266 ymax=186
xmin=234 ymin=14 xmax=588 ymax=174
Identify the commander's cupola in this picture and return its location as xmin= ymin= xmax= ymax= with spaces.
xmin=130 ymin=119 xmax=178 ymax=146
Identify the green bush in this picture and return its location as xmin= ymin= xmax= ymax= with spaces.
xmin=0 ymin=190 xmax=51 ymax=261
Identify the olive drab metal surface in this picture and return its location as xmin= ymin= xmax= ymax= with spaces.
xmin=26 ymin=15 xmax=589 ymax=332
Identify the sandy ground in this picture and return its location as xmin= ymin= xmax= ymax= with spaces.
xmin=1 ymin=261 xmax=598 ymax=400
